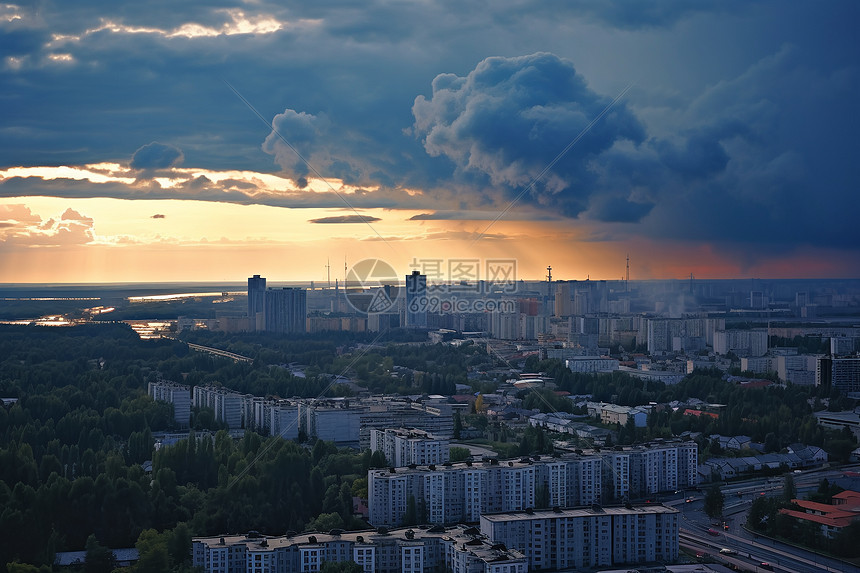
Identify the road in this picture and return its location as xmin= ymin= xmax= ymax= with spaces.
xmin=672 ymin=470 xmax=860 ymax=573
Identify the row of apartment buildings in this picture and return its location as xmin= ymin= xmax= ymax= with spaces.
xmin=192 ymin=503 xmax=680 ymax=573
xmin=368 ymin=441 xmax=697 ymax=527
xmin=193 ymin=526 xmax=525 ymax=573
xmin=741 ymin=353 xmax=860 ymax=391
xmin=150 ymin=384 xmax=463 ymax=448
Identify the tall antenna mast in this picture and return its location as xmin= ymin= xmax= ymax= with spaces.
xmin=546 ymin=265 xmax=553 ymax=298
xmin=326 ymin=258 xmax=331 ymax=289
xmin=626 ymin=254 xmax=630 ymax=292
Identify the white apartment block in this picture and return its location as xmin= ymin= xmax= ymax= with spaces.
xmin=367 ymin=441 xmax=696 ymax=527
xmin=776 ymin=354 xmax=819 ymax=385
xmin=148 ymin=380 xmax=191 ymax=428
xmin=193 ymin=526 xmax=527 ymax=573
xmin=297 ymin=398 xmax=460 ymax=449
xmin=480 ymin=505 xmax=679 ymax=571
xmin=565 ymin=356 xmax=620 ymax=373
xmin=370 ymin=428 xmax=450 ymax=467
xmin=252 ymin=399 xmax=299 ymax=441
xmin=296 ymin=400 xmax=365 ymax=448
xmin=193 ymin=386 xmax=245 ymax=429
xmin=713 ymin=329 xmax=768 ymax=357
xmin=740 ymin=356 xmax=774 ymax=374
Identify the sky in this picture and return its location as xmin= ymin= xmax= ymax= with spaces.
xmin=1 ymin=0 xmax=859 ymax=284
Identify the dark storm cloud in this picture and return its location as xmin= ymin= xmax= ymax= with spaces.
xmin=0 ymin=175 xmax=411 ymax=211
xmin=131 ymin=142 xmax=185 ymax=170
xmin=411 ymin=53 xmax=645 ymax=217
xmin=502 ymin=0 xmax=747 ymax=29
xmin=309 ymin=215 xmax=382 ymax=224
xmin=1 ymin=0 xmax=858 ymax=262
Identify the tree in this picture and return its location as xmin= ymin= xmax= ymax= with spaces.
xmin=369 ymin=450 xmax=387 ymax=469
xmin=135 ymin=529 xmax=170 ymax=573
xmin=453 ymin=411 xmax=462 ymax=440
xmin=167 ymin=523 xmax=192 ymax=567
xmin=703 ymin=484 xmax=724 ymax=519
xmin=84 ymin=534 xmax=116 ymax=573
xmin=535 ymin=483 xmax=550 ymax=509
xmin=306 ymin=512 xmax=345 ymax=533
xmin=449 ymin=447 xmax=471 ymax=463
xmin=405 ymin=495 xmax=417 ymax=526
xmin=320 ymin=561 xmax=364 ymax=573
xmin=783 ymin=474 xmax=797 ymax=503
xmin=5 ymin=564 xmax=42 ymax=573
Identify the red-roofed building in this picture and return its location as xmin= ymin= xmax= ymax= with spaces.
xmin=683 ymin=409 xmax=719 ymax=420
xmin=779 ymin=491 xmax=860 ymax=538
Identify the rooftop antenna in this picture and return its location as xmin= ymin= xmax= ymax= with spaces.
xmin=546 ymin=265 xmax=553 ymax=298
xmin=626 ymin=254 xmax=630 ymax=292
xmin=690 ymin=272 xmax=694 ymax=294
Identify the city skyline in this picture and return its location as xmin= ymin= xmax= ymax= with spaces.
xmin=2 ymin=2 xmax=859 ymax=283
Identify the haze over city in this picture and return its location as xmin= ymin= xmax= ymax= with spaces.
xmin=2 ymin=1 xmax=858 ymax=283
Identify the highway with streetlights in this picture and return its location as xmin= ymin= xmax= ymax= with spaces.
xmin=665 ymin=469 xmax=860 ymax=573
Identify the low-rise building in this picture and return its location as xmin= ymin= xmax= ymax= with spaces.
xmin=779 ymin=491 xmax=860 ymax=539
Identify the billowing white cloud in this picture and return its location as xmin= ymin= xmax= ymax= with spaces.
xmin=0 ymin=204 xmax=94 ymax=247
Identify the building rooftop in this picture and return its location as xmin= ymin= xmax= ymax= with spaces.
xmin=194 ymin=525 xmax=526 ymax=563
xmin=480 ymin=503 xmax=680 ymax=523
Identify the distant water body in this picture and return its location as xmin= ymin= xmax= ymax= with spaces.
xmin=0 ymin=282 xmax=315 ymax=300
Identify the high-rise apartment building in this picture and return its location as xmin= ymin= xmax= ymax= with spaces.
xmin=148 ymin=380 xmax=191 ymax=428
xmin=480 ymin=504 xmax=679 ymax=570
xmin=247 ymin=274 xmax=266 ymax=331
xmin=713 ymin=329 xmax=768 ymax=357
xmin=405 ymin=271 xmax=428 ymax=328
xmin=368 ymin=441 xmax=697 ymax=527
xmin=832 ymin=357 xmax=860 ymax=394
xmin=264 ymin=288 xmax=307 ymax=334
xmin=370 ymin=428 xmax=450 ymax=467
xmin=192 ymin=386 xmax=245 ymax=429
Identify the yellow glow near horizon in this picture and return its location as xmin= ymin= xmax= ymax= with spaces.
xmin=0 ymin=176 xmax=856 ymax=283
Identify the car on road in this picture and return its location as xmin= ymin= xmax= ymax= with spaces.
xmin=719 ymin=548 xmax=736 ymax=555
xmin=759 ymin=563 xmax=773 ymax=571
xmin=707 ymin=528 xmax=720 ymax=536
